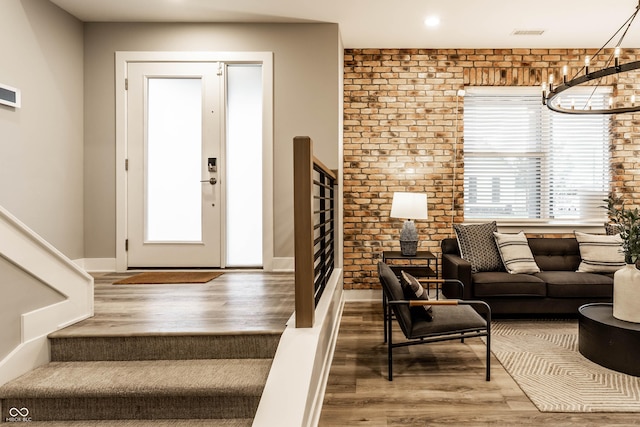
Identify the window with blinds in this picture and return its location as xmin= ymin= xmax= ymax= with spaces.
xmin=463 ymin=87 xmax=611 ymax=223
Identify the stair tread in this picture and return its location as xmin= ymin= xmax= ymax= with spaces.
xmin=48 ymin=333 xmax=282 ymax=361
xmin=0 ymin=359 xmax=271 ymax=398
xmin=10 ymin=420 xmax=252 ymax=427
xmin=48 ymin=329 xmax=284 ymax=338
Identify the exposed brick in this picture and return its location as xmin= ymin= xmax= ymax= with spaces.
xmin=343 ymin=48 xmax=640 ymax=290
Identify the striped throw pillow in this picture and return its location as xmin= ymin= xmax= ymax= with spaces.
xmin=400 ymin=271 xmax=433 ymax=321
xmin=493 ymin=231 xmax=540 ymax=274
xmin=574 ymin=231 xmax=625 ymax=273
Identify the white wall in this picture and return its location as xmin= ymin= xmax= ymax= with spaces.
xmin=83 ymin=23 xmax=341 ymax=261
xmin=0 ymin=0 xmax=84 ymax=259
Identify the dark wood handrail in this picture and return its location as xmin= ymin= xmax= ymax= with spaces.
xmin=293 ymin=136 xmax=336 ymax=328
xmin=313 ymin=156 xmax=337 ymax=181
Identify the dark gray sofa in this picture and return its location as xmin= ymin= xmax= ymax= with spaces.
xmin=441 ymin=237 xmax=613 ymax=315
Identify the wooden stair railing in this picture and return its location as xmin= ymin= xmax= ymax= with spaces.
xmin=293 ymin=136 xmax=337 ymax=328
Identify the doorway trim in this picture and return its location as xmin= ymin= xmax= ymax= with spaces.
xmin=115 ymin=51 xmax=274 ymax=272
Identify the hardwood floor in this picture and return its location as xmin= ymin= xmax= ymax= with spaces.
xmin=55 ymin=271 xmax=295 ymax=337
xmin=51 ymin=276 xmax=640 ymax=425
xmin=319 ymin=301 xmax=640 ymax=426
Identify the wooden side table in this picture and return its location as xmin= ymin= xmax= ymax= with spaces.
xmin=382 ymin=250 xmax=438 ymax=281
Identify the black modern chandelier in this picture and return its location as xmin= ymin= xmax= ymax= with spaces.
xmin=542 ymin=0 xmax=640 ymax=114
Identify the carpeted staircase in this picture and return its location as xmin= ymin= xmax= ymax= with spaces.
xmin=0 ymin=331 xmax=282 ymax=424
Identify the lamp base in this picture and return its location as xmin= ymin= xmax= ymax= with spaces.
xmin=400 ymin=240 xmax=418 ymax=256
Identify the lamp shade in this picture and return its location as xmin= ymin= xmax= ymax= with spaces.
xmin=390 ymin=192 xmax=428 ymax=220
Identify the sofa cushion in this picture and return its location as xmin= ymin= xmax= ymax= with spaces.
xmin=454 ymin=222 xmax=504 ymax=273
xmin=537 ymin=271 xmax=614 ymax=298
xmin=472 ymin=271 xmax=546 ymax=297
xmin=528 ymin=238 xmax=581 ymax=271
xmin=494 ymin=231 xmax=540 ymax=274
xmin=574 ymin=231 xmax=625 ymax=273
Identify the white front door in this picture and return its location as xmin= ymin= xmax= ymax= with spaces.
xmin=126 ymin=62 xmax=222 ymax=267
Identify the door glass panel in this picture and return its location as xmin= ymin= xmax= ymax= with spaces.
xmin=226 ymin=65 xmax=263 ymax=266
xmin=147 ymin=78 xmax=202 ymax=242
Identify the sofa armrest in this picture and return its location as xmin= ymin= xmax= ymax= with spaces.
xmin=441 ymin=253 xmax=473 ymax=299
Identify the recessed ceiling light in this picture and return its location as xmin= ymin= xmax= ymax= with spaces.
xmin=424 ymin=16 xmax=441 ymax=28
xmin=512 ymin=29 xmax=545 ymax=36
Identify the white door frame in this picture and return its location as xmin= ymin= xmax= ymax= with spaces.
xmin=115 ymin=51 xmax=274 ymax=272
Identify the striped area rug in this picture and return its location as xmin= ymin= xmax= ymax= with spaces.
xmin=490 ymin=319 xmax=640 ymax=412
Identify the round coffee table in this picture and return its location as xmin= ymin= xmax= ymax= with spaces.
xmin=578 ymin=303 xmax=640 ymax=377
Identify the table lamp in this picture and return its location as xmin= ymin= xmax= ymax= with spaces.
xmin=390 ymin=192 xmax=428 ymax=256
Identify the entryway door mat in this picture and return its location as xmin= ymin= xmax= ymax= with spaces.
xmin=113 ymin=271 xmax=223 ymax=285
xmin=490 ymin=319 xmax=640 ymax=412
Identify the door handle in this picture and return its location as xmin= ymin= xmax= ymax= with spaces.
xmin=200 ymin=178 xmax=217 ymax=185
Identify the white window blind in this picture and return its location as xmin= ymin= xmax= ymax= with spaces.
xmin=463 ymin=87 xmax=611 ymax=223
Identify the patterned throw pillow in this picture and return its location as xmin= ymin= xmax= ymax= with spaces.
xmin=453 ymin=222 xmax=504 ymax=273
xmin=493 ymin=231 xmax=540 ymax=274
xmin=574 ymin=231 xmax=625 ymax=273
xmin=400 ymin=271 xmax=433 ymax=321
xmin=604 ymin=222 xmax=622 ymax=235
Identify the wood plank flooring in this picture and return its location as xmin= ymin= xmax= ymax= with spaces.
xmin=55 ymin=271 xmax=295 ymax=337
xmin=319 ymin=301 xmax=640 ymax=426
xmin=52 ymin=275 xmax=640 ymax=425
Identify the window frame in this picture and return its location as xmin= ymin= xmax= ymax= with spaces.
xmin=462 ymin=86 xmax=611 ymax=230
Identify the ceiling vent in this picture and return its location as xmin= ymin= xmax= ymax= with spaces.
xmin=512 ymin=29 xmax=545 ymax=36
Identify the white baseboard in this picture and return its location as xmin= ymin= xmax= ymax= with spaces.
xmin=271 ymin=257 xmax=294 ymax=272
xmin=76 ymin=257 xmax=293 ymax=273
xmin=0 ymin=336 xmax=49 ymax=386
xmin=74 ymin=258 xmax=116 ymax=272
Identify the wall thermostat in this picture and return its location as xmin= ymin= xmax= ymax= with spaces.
xmin=0 ymin=83 xmax=21 ymax=108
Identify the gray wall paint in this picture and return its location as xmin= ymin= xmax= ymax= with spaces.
xmin=0 ymin=256 xmax=65 ymax=360
xmin=83 ymin=23 xmax=340 ymax=260
xmin=0 ymin=0 xmax=84 ymax=259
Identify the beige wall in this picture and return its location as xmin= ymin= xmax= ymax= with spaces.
xmin=0 ymin=0 xmax=84 ymax=258
xmin=0 ymin=257 xmax=64 ymax=360
xmin=83 ymin=23 xmax=341 ymax=260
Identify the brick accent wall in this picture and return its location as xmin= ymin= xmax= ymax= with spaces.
xmin=343 ymin=48 xmax=640 ymax=290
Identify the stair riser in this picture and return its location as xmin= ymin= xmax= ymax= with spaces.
xmin=50 ymin=335 xmax=280 ymax=361
xmin=1 ymin=396 xmax=260 ymax=421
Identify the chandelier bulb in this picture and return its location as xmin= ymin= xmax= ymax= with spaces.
xmin=585 ymin=56 xmax=590 ymax=75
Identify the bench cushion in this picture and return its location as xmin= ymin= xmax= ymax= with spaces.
xmin=409 ymin=305 xmax=486 ymax=338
